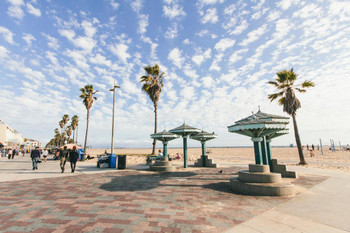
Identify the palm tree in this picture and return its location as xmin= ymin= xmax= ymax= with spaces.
xmin=66 ymin=126 xmax=72 ymax=142
xmin=71 ymin=115 xmax=79 ymax=144
xmin=54 ymin=128 xmax=60 ymax=147
xmin=59 ymin=120 xmax=65 ymax=146
xmin=268 ymin=68 xmax=315 ymax=165
xmin=140 ymin=64 xmax=165 ymax=155
xmin=79 ymin=85 xmax=98 ymax=161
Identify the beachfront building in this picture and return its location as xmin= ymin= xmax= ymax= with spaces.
xmin=0 ymin=120 xmax=27 ymax=147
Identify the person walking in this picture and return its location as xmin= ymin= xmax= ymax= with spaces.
xmin=69 ymin=146 xmax=79 ymax=173
xmin=7 ymin=148 xmax=12 ymax=159
xmin=30 ymin=146 xmax=41 ymax=170
xmin=11 ymin=148 xmax=16 ymax=159
xmin=42 ymin=148 xmax=48 ymax=162
xmin=59 ymin=146 xmax=69 ymax=173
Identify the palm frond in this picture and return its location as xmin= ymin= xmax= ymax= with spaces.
xmin=301 ymin=80 xmax=315 ymax=88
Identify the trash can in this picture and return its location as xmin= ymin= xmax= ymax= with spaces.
xmin=97 ymin=155 xmax=109 ymax=168
xmin=118 ymin=155 xmax=126 ymax=169
xmin=78 ymin=149 xmax=84 ymax=161
xmin=109 ymin=154 xmax=117 ymax=168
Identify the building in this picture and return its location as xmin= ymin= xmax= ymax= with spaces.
xmin=0 ymin=120 xmax=33 ymax=148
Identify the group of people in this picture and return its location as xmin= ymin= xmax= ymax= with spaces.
xmin=1 ymin=148 xmax=26 ymax=158
xmin=157 ymin=150 xmax=182 ymax=160
xmin=30 ymin=146 xmax=79 ymax=173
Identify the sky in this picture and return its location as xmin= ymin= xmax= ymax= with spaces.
xmin=0 ymin=0 xmax=349 ymax=149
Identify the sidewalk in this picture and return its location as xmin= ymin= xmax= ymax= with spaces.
xmin=0 ymin=155 xmax=349 ymax=232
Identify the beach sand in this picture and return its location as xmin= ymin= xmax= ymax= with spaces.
xmin=85 ymin=147 xmax=350 ymax=172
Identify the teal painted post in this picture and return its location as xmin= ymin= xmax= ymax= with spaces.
xmin=201 ymin=141 xmax=206 ymax=167
xmin=266 ymin=139 xmax=272 ymax=166
xmin=261 ymin=137 xmax=268 ymax=165
xmin=251 ymin=137 xmax=263 ymax=164
xmin=183 ymin=136 xmax=188 ymax=168
xmin=163 ymin=141 xmax=168 ymax=159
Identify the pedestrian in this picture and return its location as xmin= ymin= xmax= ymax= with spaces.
xmin=30 ymin=146 xmax=41 ymax=170
xmin=69 ymin=146 xmax=79 ymax=173
xmin=42 ymin=148 xmax=48 ymax=162
xmin=8 ymin=148 xmax=12 ymax=159
xmin=312 ymin=144 xmax=315 ymax=151
xmin=306 ymin=144 xmax=309 ymax=151
xmin=11 ymin=148 xmax=16 ymax=159
xmin=59 ymin=146 xmax=69 ymax=173
xmin=310 ymin=148 xmax=315 ymax=157
xmin=158 ymin=149 xmax=163 ymax=157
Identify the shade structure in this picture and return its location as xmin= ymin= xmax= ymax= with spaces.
xmin=227 ymin=110 xmax=289 ymax=165
xmin=150 ymin=130 xmax=179 ymax=158
xmin=190 ymin=131 xmax=217 ymax=167
xmin=170 ymin=123 xmax=201 ymax=168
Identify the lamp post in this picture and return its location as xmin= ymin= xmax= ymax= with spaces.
xmin=109 ymin=83 xmax=120 ymax=154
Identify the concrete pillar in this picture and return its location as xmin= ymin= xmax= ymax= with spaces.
xmin=201 ymin=141 xmax=206 ymax=167
xmin=266 ymin=139 xmax=272 ymax=166
xmin=183 ymin=136 xmax=188 ymax=168
xmin=251 ymin=137 xmax=263 ymax=165
xmin=261 ymin=137 xmax=268 ymax=165
xmin=163 ymin=141 xmax=168 ymax=159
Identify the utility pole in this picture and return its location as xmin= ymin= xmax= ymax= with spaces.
xmin=109 ymin=82 xmax=120 ymax=154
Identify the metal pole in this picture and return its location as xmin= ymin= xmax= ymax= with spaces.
xmin=201 ymin=141 xmax=206 ymax=167
xmin=183 ymin=136 xmax=187 ymax=168
xmin=110 ymin=83 xmax=120 ymax=154
xmin=320 ymin=138 xmax=324 ymax=155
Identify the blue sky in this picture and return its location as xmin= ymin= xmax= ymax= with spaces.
xmin=0 ymin=0 xmax=349 ymax=148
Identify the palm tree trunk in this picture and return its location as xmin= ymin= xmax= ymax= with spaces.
xmin=292 ymin=114 xmax=307 ymax=165
xmin=83 ymin=109 xmax=90 ymax=161
xmin=152 ymin=103 xmax=157 ymax=155
xmin=72 ymin=129 xmax=75 ymax=144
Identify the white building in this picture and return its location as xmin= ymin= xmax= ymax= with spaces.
xmin=0 ymin=120 xmax=26 ymax=147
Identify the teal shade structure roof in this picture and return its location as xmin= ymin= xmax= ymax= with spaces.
xmin=190 ymin=131 xmax=217 ymax=142
xmin=234 ymin=110 xmax=289 ymax=125
xmin=170 ymin=123 xmax=201 ymax=136
xmin=150 ymin=130 xmax=179 ymax=142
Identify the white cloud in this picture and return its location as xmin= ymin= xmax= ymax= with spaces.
xmin=0 ymin=46 xmax=9 ymax=58
xmin=202 ymin=76 xmax=213 ymax=88
xmin=198 ymin=0 xmax=224 ymax=7
xmin=110 ymin=0 xmax=120 ymax=10
xmin=59 ymin=29 xmax=75 ymax=41
xmin=165 ymin=23 xmax=178 ymax=39
xmin=46 ymin=51 xmax=58 ymax=65
xmin=7 ymin=0 xmax=24 ymax=19
xmin=131 ymin=0 xmax=143 ymax=13
xmin=183 ymin=39 xmax=190 ymax=44
xmin=277 ymin=0 xmax=292 ymax=10
xmin=168 ymin=48 xmax=184 ymax=68
xmin=163 ymin=4 xmax=186 ymax=19
xmin=214 ymin=38 xmax=236 ymax=52
xmin=110 ymin=43 xmax=131 ymax=64
xmin=229 ymin=48 xmax=248 ymax=64
xmin=26 ymin=3 xmax=41 ymax=17
xmin=0 ymin=26 xmax=15 ymax=45
xmin=138 ymin=14 xmax=149 ymax=34
xmin=65 ymin=49 xmax=90 ymax=70
xmin=201 ymin=8 xmax=218 ymax=24
xmin=230 ymin=20 xmax=248 ymax=35
xmin=90 ymin=53 xmax=112 ymax=67
xmin=293 ymin=4 xmax=321 ymax=19
xmin=239 ymin=24 xmax=267 ymax=46
xmin=59 ymin=29 xmax=96 ymax=52
xmin=81 ymin=20 xmax=96 ymax=38
xmin=22 ymin=33 xmax=35 ymax=46
xmin=192 ymin=48 xmax=211 ymax=66
xmin=43 ymin=34 xmax=60 ymax=50
xmin=209 ymin=53 xmax=223 ymax=71
xmin=183 ymin=64 xmax=199 ymax=79
xmin=267 ymin=11 xmax=281 ymax=22
xmin=181 ymin=86 xmax=194 ymax=100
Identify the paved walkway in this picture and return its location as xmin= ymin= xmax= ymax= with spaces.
xmin=0 ymin=155 xmax=349 ymax=232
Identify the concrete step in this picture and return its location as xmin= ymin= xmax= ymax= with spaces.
xmin=238 ymin=170 xmax=282 ymax=183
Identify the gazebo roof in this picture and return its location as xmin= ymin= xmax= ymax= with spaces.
xmin=190 ymin=130 xmax=217 ymax=142
xmin=150 ymin=130 xmax=180 ymax=142
xmin=227 ymin=110 xmax=289 ymax=138
xmin=234 ymin=110 xmax=289 ymax=125
xmin=170 ymin=123 xmax=201 ymax=136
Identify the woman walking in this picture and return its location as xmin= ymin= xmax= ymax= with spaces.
xmin=69 ymin=146 xmax=79 ymax=173
xmin=42 ymin=148 xmax=48 ymax=162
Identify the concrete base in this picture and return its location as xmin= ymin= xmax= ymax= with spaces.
xmin=194 ymin=155 xmax=218 ymax=167
xmin=150 ymin=157 xmax=176 ymax=172
xmin=270 ymin=159 xmax=298 ymax=178
xmin=229 ymin=164 xmax=296 ymax=196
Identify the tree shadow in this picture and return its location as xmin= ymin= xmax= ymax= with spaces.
xmin=99 ymin=171 xmax=197 ymax=192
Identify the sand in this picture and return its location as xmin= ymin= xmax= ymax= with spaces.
xmin=85 ymin=147 xmax=350 ymax=172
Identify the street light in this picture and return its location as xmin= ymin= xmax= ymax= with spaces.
xmin=109 ymin=83 xmax=120 ymax=154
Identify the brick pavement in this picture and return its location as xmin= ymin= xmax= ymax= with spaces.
xmin=0 ymin=167 xmax=327 ymax=233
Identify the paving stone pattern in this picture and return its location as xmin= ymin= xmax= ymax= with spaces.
xmin=0 ymin=167 xmax=327 ymax=233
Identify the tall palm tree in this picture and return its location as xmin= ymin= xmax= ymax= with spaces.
xmin=268 ymin=68 xmax=315 ymax=165
xmin=54 ymin=128 xmax=60 ymax=147
xmin=66 ymin=126 xmax=72 ymax=142
xmin=71 ymin=115 xmax=79 ymax=144
xmin=59 ymin=120 xmax=65 ymax=146
xmin=79 ymin=85 xmax=98 ymax=161
xmin=140 ymin=64 xmax=165 ymax=155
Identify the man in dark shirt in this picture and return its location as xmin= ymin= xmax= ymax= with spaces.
xmin=30 ymin=147 xmax=41 ymax=170
xmin=59 ymin=146 xmax=69 ymax=173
